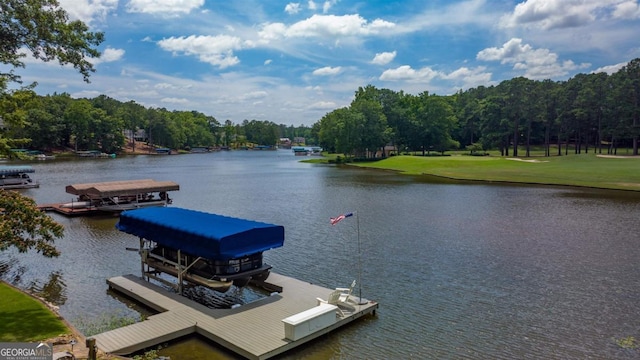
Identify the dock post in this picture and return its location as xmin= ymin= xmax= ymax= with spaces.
xmin=86 ymin=338 xmax=96 ymax=360
xmin=140 ymin=238 xmax=145 ymax=280
xmin=177 ymin=249 xmax=183 ymax=295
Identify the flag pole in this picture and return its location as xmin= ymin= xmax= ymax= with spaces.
xmin=355 ymin=211 xmax=366 ymax=305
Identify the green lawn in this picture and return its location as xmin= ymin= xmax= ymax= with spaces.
xmin=0 ymin=282 xmax=70 ymax=342
xmin=350 ymin=153 xmax=640 ymax=191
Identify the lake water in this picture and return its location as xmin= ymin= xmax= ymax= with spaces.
xmin=2 ymin=150 xmax=640 ymax=359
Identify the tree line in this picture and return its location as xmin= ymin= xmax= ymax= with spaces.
xmin=0 ymin=91 xmax=316 ymax=155
xmin=315 ymin=58 xmax=640 ymax=158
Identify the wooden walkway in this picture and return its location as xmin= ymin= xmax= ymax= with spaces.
xmin=92 ymin=274 xmax=378 ymax=360
xmin=38 ymin=203 xmax=102 ymax=217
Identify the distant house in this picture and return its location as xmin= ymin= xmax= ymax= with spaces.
xmin=375 ymin=145 xmax=397 ymax=158
xmin=279 ymin=138 xmax=292 ymax=149
xmin=123 ymin=129 xmax=148 ymax=142
xmin=293 ymin=137 xmax=305 ymax=145
xmin=135 ymin=129 xmax=148 ymax=142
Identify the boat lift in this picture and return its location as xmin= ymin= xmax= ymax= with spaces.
xmin=116 ymin=207 xmax=285 ymax=294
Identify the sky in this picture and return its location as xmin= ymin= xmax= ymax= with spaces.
xmin=12 ymin=0 xmax=640 ymax=126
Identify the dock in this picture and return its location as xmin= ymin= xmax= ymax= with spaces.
xmin=38 ymin=203 xmax=102 ymax=216
xmin=93 ymin=273 xmax=378 ymax=359
xmin=38 ymin=179 xmax=180 ymax=216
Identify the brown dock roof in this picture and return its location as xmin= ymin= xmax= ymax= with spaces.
xmin=65 ymin=179 xmax=179 ymax=198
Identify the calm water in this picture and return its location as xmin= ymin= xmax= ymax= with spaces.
xmin=2 ymin=150 xmax=640 ymax=359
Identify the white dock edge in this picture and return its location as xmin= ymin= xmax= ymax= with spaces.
xmin=282 ymin=303 xmax=338 ymax=341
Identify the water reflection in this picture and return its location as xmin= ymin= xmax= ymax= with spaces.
xmin=0 ymin=256 xmax=28 ymax=286
xmin=181 ymin=284 xmax=270 ymax=309
xmin=27 ymin=271 xmax=67 ymax=306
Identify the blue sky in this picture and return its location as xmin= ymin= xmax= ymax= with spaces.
xmin=14 ymin=0 xmax=640 ymax=126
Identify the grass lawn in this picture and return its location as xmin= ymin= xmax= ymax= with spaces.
xmin=0 ymin=282 xmax=70 ymax=342
xmin=349 ymin=153 xmax=640 ymax=191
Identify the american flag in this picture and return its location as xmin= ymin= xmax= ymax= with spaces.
xmin=330 ymin=212 xmax=353 ymax=225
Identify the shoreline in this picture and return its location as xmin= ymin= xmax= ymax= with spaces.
xmin=1 ymin=280 xmax=118 ymax=359
xmin=346 ymin=153 xmax=640 ymax=192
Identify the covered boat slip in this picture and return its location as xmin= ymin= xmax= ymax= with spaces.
xmin=116 ymin=207 xmax=285 ymax=292
xmin=0 ymin=165 xmax=39 ymax=189
xmin=39 ymin=179 xmax=180 ymax=215
xmin=117 ymin=207 xmax=284 ymax=260
xmin=0 ymin=165 xmax=35 ymax=175
xmin=65 ymin=179 xmax=179 ymax=199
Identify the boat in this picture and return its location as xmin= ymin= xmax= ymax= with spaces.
xmin=292 ymin=147 xmax=309 ymax=156
xmin=34 ymin=153 xmax=56 ymax=160
xmin=116 ymin=207 xmax=285 ymax=293
xmin=62 ymin=179 xmax=179 ymax=213
xmin=76 ymin=150 xmax=116 ymax=158
xmin=0 ymin=165 xmax=39 ymax=189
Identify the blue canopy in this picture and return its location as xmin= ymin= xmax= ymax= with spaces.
xmin=116 ymin=207 xmax=284 ymax=260
xmin=0 ymin=165 xmax=35 ymax=175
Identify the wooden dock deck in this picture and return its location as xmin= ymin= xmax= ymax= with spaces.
xmin=37 ymin=203 xmax=102 ymax=217
xmin=92 ymin=274 xmax=378 ymax=359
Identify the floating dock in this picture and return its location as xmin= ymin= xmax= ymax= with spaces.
xmin=92 ymin=273 xmax=378 ymax=359
xmin=37 ymin=203 xmax=102 ymax=216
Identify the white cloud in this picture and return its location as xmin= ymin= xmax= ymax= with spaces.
xmin=308 ymin=1 xmax=317 ymax=11
xmin=259 ymin=23 xmax=288 ymax=41
xmin=371 ymin=51 xmax=396 ymax=65
xmin=264 ymin=59 xmax=273 ymax=65
xmin=441 ymin=66 xmax=493 ymax=89
xmin=313 ymin=66 xmax=342 ymax=76
xmin=592 ymin=62 xmax=627 ymax=74
xmin=379 ymin=65 xmax=439 ymax=83
xmin=259 ymin=14 xmax=395 ymax=40
xmin=127 ymin=0 xmax=205 ymax=15
xmin=155 ymin=83 xmax=176 ymax=90
xmin=240 ymin=91 xmax=269 ymax=100
xmin=161 ymin=97 xmax=189 ymax=104
xmin=285 ymin=3 xmax=301 ymax=15
xmin=58 ymin=0 xmax=118 ymax=25
xmin=612 ymin=1 xmax=640 ymax=19
xmin=157 ymin=35 xmax=249 ymax=68
xmin=379 ymin=64 xmax=492 ymax=89
xmin=477 ymin=38 xmax=590 ymax=79
xmin=308 ymin=101 xmax=337 ymax=110
xmin=323 ymin=0 xmax=339 ymax=13
xmin=92 ymin=47 xmax=125 ymax=65
xmin=501 ymin=0 xmax=638 ymax=30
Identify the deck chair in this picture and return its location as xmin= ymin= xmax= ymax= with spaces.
xmin=335 ymin=280 xmax=356 ymax=304
xmin=317 ymin=290 xmax=352 ymax=317
xmin=317 ymin=281 xmax=357 ymax=317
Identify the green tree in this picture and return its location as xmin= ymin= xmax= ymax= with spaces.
xmin=244 ymin=120 xmax=278 ymax=146
xmin=0 ymin=0 xmax=104 ymax=88
xmin=64 ymin=99 xmax=92 ymax=151
xmin=317 ymin=107 xmax=363 ymax=157
xmin=0 ymin=89 xmax=36 ymax=156
xmin=478 ymin=94 xmax=511 ymax=156
xmin=0 ymin=0 xmax=101 ymax=264
xmin=350 ymin=96 xmax=389 ymax=158
xmin=0 ymin=190 xmax=63 ymax=257
xmin=611 ymin=58 xmax=640 ymax=155
xmin=410 ymin=92 xmax=458 ymax=155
